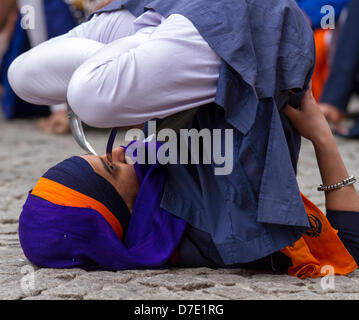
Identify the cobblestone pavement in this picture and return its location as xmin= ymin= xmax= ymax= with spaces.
xmin=1 ymin=102 xmax=359 ymax=300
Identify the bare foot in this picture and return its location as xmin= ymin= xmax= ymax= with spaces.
xmin=37 ymin=110 xmax=70 ymax=134
xmin=333 ymin=125 xmax=349 ymax=136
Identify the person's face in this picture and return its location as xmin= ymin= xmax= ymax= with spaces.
xmin=80 ymin=147 xmax=139 ymax=212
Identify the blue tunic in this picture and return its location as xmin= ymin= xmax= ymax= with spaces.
xmin=95 ymin=0 xmax=315 ymax=264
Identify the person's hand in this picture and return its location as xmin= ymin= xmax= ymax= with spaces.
xmin=284 ymin=90 xmax=333 ymax=145
xmin=318 ymin=102 xmax=345 ymax=127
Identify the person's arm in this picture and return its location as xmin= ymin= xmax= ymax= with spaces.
xmin=0 ymin=9 xmax=17 ymax=57
xmin=0 ymin=0 xmax=17 ymax=30
xmin=7 ymin=9 xmax=136 ymax=106
xmin=284 ymin=90 xmax=359 ymax=211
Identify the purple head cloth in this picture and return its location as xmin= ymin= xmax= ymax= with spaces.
xmin=18 ymin=141 xmax=186 ymax=270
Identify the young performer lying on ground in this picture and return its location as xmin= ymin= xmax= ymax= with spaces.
xmin=18 ymin=90 xmax=359 ymax=278
xmin=8 ymin=0 xmax=358 ymax=278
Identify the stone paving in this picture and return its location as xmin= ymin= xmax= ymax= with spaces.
xmin=1 ymin=101 xmax=359 ymax=300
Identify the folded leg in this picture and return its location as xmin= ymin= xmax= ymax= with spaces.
xmin=7 ymin=9 xmax=137 ymax=106
xmin=66 ymin=14 xmax=221 ymax=128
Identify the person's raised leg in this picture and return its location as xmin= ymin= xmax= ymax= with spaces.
xmin=8 ymin=35 xmax=105 ymax=106
xmin=66 ymin=13 xmax=221 ymax=128
xmin=7 ymin=9 xmax=136 ymax=110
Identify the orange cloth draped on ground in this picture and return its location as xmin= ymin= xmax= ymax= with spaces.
xmin=312 ymin=29 xmax=331 ymax=102
xmin=281 ymin=194 xmax=358 ymax=279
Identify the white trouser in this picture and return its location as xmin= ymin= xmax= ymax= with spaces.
xmin=8 ymin=9 xmax=221 ymax=127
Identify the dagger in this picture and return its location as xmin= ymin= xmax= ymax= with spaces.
xmin=67 ymin=104 xmax=98 ymax=156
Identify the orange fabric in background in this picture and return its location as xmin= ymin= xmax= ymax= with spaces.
xmin=312 ymin=29 xmax=331 ymax=102
xmin=93 ymin=0 xmax=114 ymax=11
xmin=281 ymin=194 xmax=358 ymax=279
xmin=31 ymin=177 xmax=124 ymax=240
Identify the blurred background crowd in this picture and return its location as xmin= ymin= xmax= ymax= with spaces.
xmin=0 ymin=0 xmax=358 ymax=137
xmin=0 ymin=0 xmax=103 ymax=134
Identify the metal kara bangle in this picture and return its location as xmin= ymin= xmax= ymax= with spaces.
xmin=317 ymin=175 xmax=357 ymax=192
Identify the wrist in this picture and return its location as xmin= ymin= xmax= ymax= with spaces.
xmin=311 ymin=131 xmax=336 ymax=151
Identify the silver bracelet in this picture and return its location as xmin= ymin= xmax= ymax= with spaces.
xmin=317 ymin=175 xmax=357 ymax=192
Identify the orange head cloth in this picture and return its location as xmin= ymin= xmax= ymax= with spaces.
xmin=281 ymin=194 xmax=358 ymax=279
xmin=31 ymin=177 xmax=124 ymax=240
